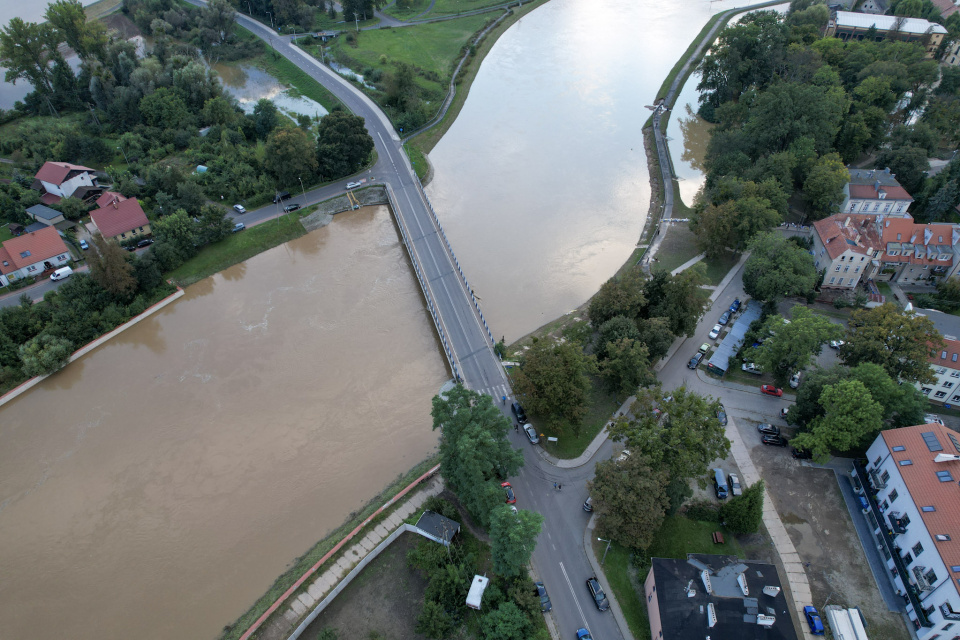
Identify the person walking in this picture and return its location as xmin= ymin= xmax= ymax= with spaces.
xmin=558 ymin=484 xmax=562 ymax=491
xmin=553 ymin=482 xmax=557 ymax=490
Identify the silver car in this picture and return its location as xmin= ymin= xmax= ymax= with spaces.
xmin=729 ymin=473 xmax=742 ymax=496
xmin=522 ymin=423 xmax=539 ymax=444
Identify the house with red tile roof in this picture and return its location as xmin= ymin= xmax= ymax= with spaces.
xmin=94 ymin=191 xmax=127 ymax=210
xmin=860 ymin=423 xmax=960 ymax=635
xmin=841 ymin=168 xmax=914 ymax=217
xmin=0 ymin=226 xmax=72 ymax=287
xmin=32 ymin=161 xmax=102 ymax=205
xmin=89 ymin=196 xmax=151 ymax=242
xmin=931 ymin=0 xmax=959 ymax=20
xmin=811 ymin=214 xmax=882 ymax=289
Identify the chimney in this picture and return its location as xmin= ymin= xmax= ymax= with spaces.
xmin=113 ymin=197 xmax=119 ymax=209
xmin=844 ymin=216 xmax=851 ymax=227
xmin=874 ymin=180 xmax=881 ymax=192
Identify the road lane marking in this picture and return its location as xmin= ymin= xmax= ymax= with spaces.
xmin=559 ymin=561 xmax=589 ymax=627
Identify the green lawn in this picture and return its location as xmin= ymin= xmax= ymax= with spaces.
xmin=404 ymin=142 xmax=429 ymax=181
xmin=651 ymin=223 xmax=701 ymax=275
xmin=384 ymin=0 xmax=507 ymax=20
xmin=876 ymin=280 xmax=894 ymax=301
xmin=0 ymin=225 xmax=13 ymax=243
xmin=536 ymin=379 xmax=622 ymax=459
xmin=166 ymin=214 xmax=308 ymax=287
xmin=597 ymin=516 xmax=743 ymax=640
xmin=246 ymin=28 xmax=342 ymax=111
xmin=701 ymin=251 xmax=741 ymax=286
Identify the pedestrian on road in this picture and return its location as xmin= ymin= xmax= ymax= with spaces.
xmin=502 ymin=395 xmax=506 ymax=405
xmin=558 ymin=484 xmax=562 ymax=491
xmin=515 ymin=423 xmax=519 ymax=432
xmin=553 ymin=482 xmax=557 ymax=490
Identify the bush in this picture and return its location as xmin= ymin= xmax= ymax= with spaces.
xmin=681 ymin=499 xmax=720 ymax=523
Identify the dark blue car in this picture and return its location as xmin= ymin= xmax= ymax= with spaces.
xmin=729 ymin=298 xmax=741 ymax=313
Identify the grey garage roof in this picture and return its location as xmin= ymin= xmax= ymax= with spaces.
xmin=706 ymin=300 xmax=762 ymax=376
xmin=26 ymin=204 xmax=63 ymax=220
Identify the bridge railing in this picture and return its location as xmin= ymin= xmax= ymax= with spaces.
xmin=383 ymin=183 xmax=463 ymax=382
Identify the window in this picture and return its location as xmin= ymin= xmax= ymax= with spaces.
xmin=938 ymin=471 xmax=954 ymax=482
xmin=893 ymin=447 xmax=906 ymax=453
xmin=844 ymin=266 xmax=850 ymax=273
xmin=924 ymin=432 xmax=945 ymax=452
xmin=953 ymin=395 xmax=960 ymax=402
xmin=829 ymin=277 xmax=836 ymax=284
xmin=923 ymin=387 xmax=933 ymax=395
xmin=849 ymin=279 xmax=855 ymax=286
xmin=58 ymin=255 xmax=65 ymax=261
xmin=926 ymin=568 xmax=938 ymax=584
xmin=835 ymin=265 xmax=842 ymax=272
xmin=946 ymin=382 xmax=955 ymax=389
xmin=26 ymin=265 xmax=36 ymax=272
xmin=936 ymin=391 xmax=948 ymax=398
xmin=890 ymin=488 xmax=899 ymax=501
xmin=951 ymin=371 xmax=960 ymax=378
xmin=923 ymin=506 xmax=937 ymax=512
xmin=881 ymin=470 xmax=891 ymax=483
xmin=855 ymin=267 xmax=860 ymax=273
xmin=903 ymin=552 xmax=914 ymax=564
xmin=915 ymin=542 xmax=926 ymax=555
xmin=875 ymin=456 xmax=883 ymax=466
xmin=900 ymin=459 xmax=914 ymax=465
xmin=938 ymin=535 xmax=951 ymax=542
xmin=19 ymin=250 xmax=30 ymax=258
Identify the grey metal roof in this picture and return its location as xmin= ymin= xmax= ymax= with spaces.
xmin=706 ymin=300 xmax=762 ymax=375
xmin=26 ymin=204 xmax=62 ymax=220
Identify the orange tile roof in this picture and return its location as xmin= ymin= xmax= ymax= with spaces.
xmin=880 ymin=218 xmax=957 ymax=267
xmin=850 ymin=184 xmax=914 ymax=201
xmin=95 ymin=191 xmax=127 ymax=209
xmin=0 ymin=226 xmax=69 ymax=269
xmin=931 ymin=0 xmax=959 ymax=17
xmin=813 ymin=214 xmax=881 ymax=260
xmin=90 ymin=197 xmax=149 ymax=239
xmin=929 ymin=339 xmax=960 ymax=366
xmin=0 ymin=246 xmax=16 ymax=275
xmin=34 ymin=161 xmax=94 ymax=185
xmin=39 ymin=192 xmax=62 ymax=205
xmin=881 ymin=424 xmax=960 ymax=579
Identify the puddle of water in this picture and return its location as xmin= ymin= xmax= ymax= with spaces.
xmin=212 ymin=62 xmax=329 ymax=120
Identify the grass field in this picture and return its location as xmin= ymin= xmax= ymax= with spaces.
xmin=384 ymin=0 xmax=509 ymax=20
xmin=245 ymin=29 xmax=342 ymax=112
xmin=536 ymin=379 xmax=622 ymax=459
xmin=702 ymin=251 xmax=741 ymax=286
xmin=0 ymin=226 xmax=13 ymax=244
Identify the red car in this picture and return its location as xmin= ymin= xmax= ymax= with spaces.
xmin=501 ymin=481 xmax=516 ymax=504
xmin=761 ymin=384 xmax=783 ymax=397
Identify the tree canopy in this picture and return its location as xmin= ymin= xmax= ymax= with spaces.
xmin=589 ymin=453 xmax=669 ymax=550
xmin=742 ymin=233 xmax=818 ymax=305
xmin=489 ymin=506 xmax=543 ymax=579
xmin=790 ymin=378 xmax=885 ymax=462
xmin=511 ymin=339 xmax=595 ymax=431
xmin=841 ymin=303 xmax=943 ymax=384
xmin=747 ymin=306 xmax=843 ymax=387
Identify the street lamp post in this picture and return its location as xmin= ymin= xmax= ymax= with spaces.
xmin=266 ymin=11 xmax=274 ymax=29
xmin=246 ymin=1 xmax=251 ymax=15
xmin=354 ymin=12 xmax=360 ymax=32
xmin=116 ymin=146 xmax=129 ymax=166
xmin=298 ymin=177 xmax=306 ymax=205
xmin=598 ymin=538 xmax=612 ymax=565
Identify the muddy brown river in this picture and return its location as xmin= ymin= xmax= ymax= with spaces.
xmin=0 ymin=207 xmax=447 ymax=640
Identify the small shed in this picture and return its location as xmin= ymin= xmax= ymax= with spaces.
xmin=705 ymin=300 xmax=762 ymax=377
xmin=466 ymin=575 xmax=490 ymax=610
xmin=414 ymin=511 xmax=460 ymax=546
xmin=25 ymin=204 xmax=65 ymax=226
xmin=7 ymin=223 xmax=24 ymax=236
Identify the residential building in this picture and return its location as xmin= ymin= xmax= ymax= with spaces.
xmin=0 ymin=226 xmax=72 ymax=287
xmin=89 ymin=196 xmax=151 ymax=242
xmin=859 ymin=0 xmax=889 ymax=14
xmin=856 ymin=423 xmax=960 ymax=636
xmin=812 ymin=214 xmax=881 ymax=290
xmin=94 ymin=191 xmax=127 ymax=209
xmin=25 ymin=204 xmax=65 ymax=227
xmin=945 ymin=39 xmax=960 ymax=66
xmin=826 ymin=11 xmax=948 ymax=58
xmin=920 ymin=339 xmax=960 ymax=404
xmin=644 ymin=554 xmax=797 ymax=640
xmin=931 ymin=0 xmax=959 ymax=19
xmin=32 ymin=161 xmax=101 ymax=205
xmin=841 ymin=168 xmax=914 ymax=216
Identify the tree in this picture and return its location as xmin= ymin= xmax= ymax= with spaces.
xmin=841 ymin=303 xmax=942 ymax=384
xmin=431 ymin=386 xmax=523 ymax=528
xmin=56 ymin=196 xmax=88 ymax=221
xmin=720 ymin=479 xmax=764 ymax=534
xmin=512 ymin=339 xmax=594 ymax=430
xmin=490 ymin=506 xmax=543 ymax=579
xmin=644 ymin=267 xmax=708 ymax=337
xmin=749 ymin=307 xmax=843 ymax=387
xmin=19 ymin=333 xmax=74 ymax=377
xmin=875 ymin=145 xmax=929 ymax=195
xmin=316 ymin=110 xmax=375 ymax=179
xmin=46 ymin=0 xmax=107 ymax=61
xmin=176 ymin=181 xmax=205 ymax=215
xmin=479 ymin=602 xmax=528 ymax=640
xmin=693 ymin=195 xmax=781 ymax=255
xmin=598 ymin=337 xmax=654 ymax=398
xmin=202 ymin=96 xmax=236 ymax=126
xmin=265 ymin=128 xmax=319 ymax=186
xmin=595 ymin=315 xmax=640 ymax=360
xmin=635 ymin=316 xmax=674 ymax=361
xmin=588 ymin=267 xmax=646 ymax=327
xmin=415 ymin=601 xmax=452 ymax=640
xmin=742 ymin=232 xmax=818 ymax=305
xmin=88 ymin=233 xmax=137 ymax=297
xmin=803 ymin=152 xmax=849 ymax=218
xmin=791 ymin=379 xmax=884 ymax=462
xmin=198 ymin=0 xmax=236 ymax=46
xmin=850 ymin=362 xmax=926 ymax=427
xmin=589 ymin=453 xmax=669 ymax=549
xmin=196 ymin=204 xmax=233 ymax=245
xmin=153 ymin=208 xmax=198 ymax=256
xmin=608 ymin=386 xmax=731 ymax=486
xmin=252 ymin=98 xmax=280 ymax=139
xmin=139 ymin=87 xmax=193 ymax=129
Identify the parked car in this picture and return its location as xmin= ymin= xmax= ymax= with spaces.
xmin=803 ymin=606 xmax=825 ymax=635
xmin=729 ymin=298 xmax=741 ymax=313
xmin=757 ymin=423 xmax=780 ymax=435
xmin=728 ymin=473 xmax=742 ymax=496
xmin=688 ymin=352 xmax=704 ymax=369
xmin=511 ymin=402 xmax=527 ymax=424
xmin=925 ymin=414 xmax=945 ymax=426
xmin=233 ymin=222 xmax=246 ymax=232
xmin=717 ymin=404 xmax=727 ymax=426
xmin=616 ymin=448 xmax=631 ymax=462
xmin=586 ymin=577 xmax=609 ymax=611
xmin=742 ymin=362 xmax=762 ymax=375
xmin=760 ymin=384 xmax=783 ymax=397
xmin=50 ymin=266 xmax=73 ymax=281
xmin=713 ymin=468 xmax=729 ymax=499
xmin=829 ymin=340 xmax=845 ymax=349
xmin=709 ymin=324 xmax=722 ymax=340
xmin=79 ymin=239 xmax=89 ymax=250
xmin=780 ymin=407 xmax=790 ymax=419
xmin=136 ymin=238 xmax=154 ymax=248
xmin=698 ymin=342 xmax=711 ymax=353
xmin=522 ymin=423 xmax=539 ymax=444
xmin=792 ymin=447 xmax=813 ymax=459
xmin=272 ymin=191 xmax=291 ymax=203
xmin=232 ymin=204 xmax=246 ymax=214
xmin=762 ymin=434 xmax=788 ymax=447
xmin=718 ymin=311 xmax=731 ymax=325
xmin=583 ymin=496 xmax=593 ymax=512
xmin=501 ymin=482 xmax=516 ymax=504
xmin=576 ymin=630 xmax=593 ymax=640
xmin=346 ymin=181 xmax=362 ymax=189
xmin=283 ymin=203 xmax=301 ymax=212
xmin=789 ymin=371 xmax=802 ymax=388
xmin=534 ymin=582 xmax=552 ymax=612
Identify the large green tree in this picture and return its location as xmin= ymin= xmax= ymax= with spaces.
xmin=598 ymin=337 xmax=655 ymax=398
xmin=19 ymin=333 xmax=73 ymax=377
xmin=316 ymin=110 xmax=375 ymax=179
xmin=749 ymin=307 xmax=843 ymax=387
xmin=511 ymin=339 xmax=594 ymax=431
xmin=643 ymin=267 xmax=708 ymax=337
xmin=589 ymin=453 xmax=669 ymax=550
xmin=88 ymin=233 xmax=137 ymax=297
xmin=720 ymin=479 xmax=765 ymax=534
xmin=588 ymin=267 xmax=646 ymax=327
xmin=841 ymin=303 xmax=942 ymax=384
xmin=791 ymin=379 xmax=884 ymax=462
xmin=431 ymin=385 xmax=523 ymax=528
xmin=479 ymin=602 xmax=529 ymax=640
xmin=803 ymin=152 xmax=849 ymax=218
xmin=608 ymin=386 xmax=731 ymax=487
xmin=45 ymin=0 xmax=107 ymax=62
xmin=489 ymin=506 xmax=543 ymax=579
xmin=742 ymin=233 xmax=818 ymax=304
xmin=264 ymin=127 xmax=318 ymax=186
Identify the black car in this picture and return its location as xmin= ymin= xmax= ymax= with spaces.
xmin=586 ymin=576 xmax=609 ymax=611
xmin=273 ymin=191 xmax=292 ymax=203
xmin=136 ymin=238 xmax=154 ymax=248
xmin=511 ymin=402 xmax=527 ymax=424
xmin=762 ymin=434 xmax=788 ymax=447
xmin=792 ymin=447 xmax=813 ymax=459
xmin=757 ymin=423 xmax=780 ymax=435
xmin=688 ymin=352 xmax=704 ymax=369
xmin=534 ymin=581 xmax=552 ymax=612
xmin=717 ymin=404 xmax=727 ymax=426
xmin=283 ymin=203 xmax=301 ymax=212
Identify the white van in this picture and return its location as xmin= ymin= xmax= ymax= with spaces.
xmin=50 ymin=266 xmax=73 ymax=281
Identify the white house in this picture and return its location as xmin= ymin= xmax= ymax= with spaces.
xmin=0 ymin=226 xmax=72 ymax=287
xmin=919 ymin=339 xmax=960 ymax=405
xmin=858 ymin=424 xmax=960 ymax=637
xmin=33 ymin=161 xmax=100 ymax=205
xmin=841 ymin=168 xmax=914 ymax=216
xmin=812 ymin=214 xmax=881 ymax=289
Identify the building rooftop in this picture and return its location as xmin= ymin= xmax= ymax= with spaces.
xmin=26 ymin=204 xmax=62 ymax=221
xmin=650 ymin=554 xmax=798 ymax=640
xmin=931 ymin=0 xmax=959 ymax=17
xmin=880 ymin=424 xmax=960 ymax=583
xmin=414 ymin=511 xmax=460 ymax=545
xmin=706 ymin=300 xmax=762 ymax=376
xmin=813 ymin=214 xmax=882 ymax=260
xmin=928 ymin=338 xmax=960 ymax=368
xmin=0 ymin=226 xmax=69 ymax=270
xmin=834 ymin=11 xmax=948 ymax=34
xmin=34 ymin=161 xmax=95 ymax=185
xmin=95 ymin=191 xmax=127 ymax=210
xmin=90 ymin=197 xmax=150 ymax=239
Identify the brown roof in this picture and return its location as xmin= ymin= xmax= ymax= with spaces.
xmin=39 ymin=192 xmax=62 ymax=205
xmin=881 ymin=218 xmax=957 ymax=266
xmin=0 ymin=247 xmax=16 ymax=275
xmin=930 ymin=0 xmax=959 ymax=17
xmin=929 ymin=338 xmax=960 ymax=367
xmin=34 ymin=161 xmax=95 ymax=186
xmin=95 ymin=191 xmax=127 ymax=209
xmin=849 ymin=183 xmax=914 ymax=201
xmin=90 ymin=197 xmax=149 ymax=238
xmin=881 ymin=424 xmax=960 ymax=580
xmin=0 ymin=226 xmax=69 ymax=269
xmin=813 ymin=214 xmax=882 ymax=260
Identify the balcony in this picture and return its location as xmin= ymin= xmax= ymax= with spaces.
xmin=854 ymin=461 xmax=934 ymax=628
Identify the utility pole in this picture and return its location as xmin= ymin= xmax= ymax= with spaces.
xmin=266 ymin=11 xmax=274 ymax=29
xmin=298 ymin=177 xmax=306 ymax=205
xmin=117 ymin=146 xmax=130 ymax=166
xmin=598 ymin=538 xmax=612 ymax=565
xmin=354 ymin=12 xmax=360 ymax=32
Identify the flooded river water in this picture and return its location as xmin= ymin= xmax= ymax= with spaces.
xmin=0 ymin=207 xmax=447 ymax=640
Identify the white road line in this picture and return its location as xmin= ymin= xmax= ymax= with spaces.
xmin=559 ymin=561 xmax=589 ymax=628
